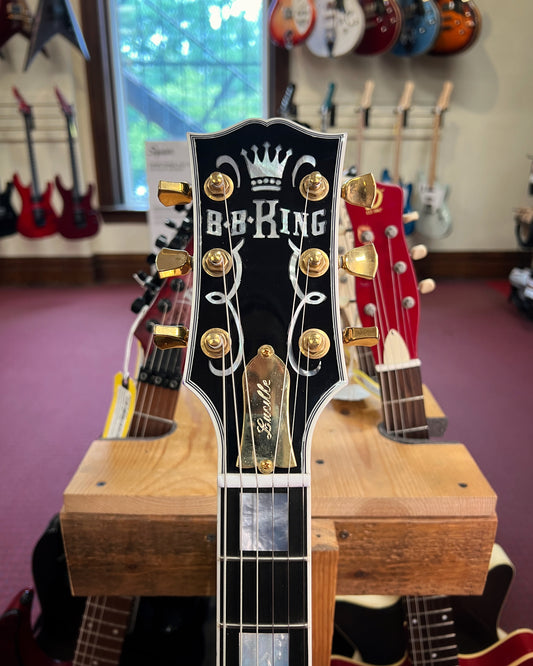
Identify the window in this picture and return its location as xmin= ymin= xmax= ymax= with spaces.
xmin=82 ymin=0 xmax=274 ymax=211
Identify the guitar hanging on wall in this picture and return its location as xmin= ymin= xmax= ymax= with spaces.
xmin=416 ymin=80 xmax=453 ymax=239
xmin=54 ymin=87 xmax=100 ymax=239
xmin=268 ymin=0 xmax=317 ymax=49
xmin=152 ymin=117 xmax=379 ymax=666
xmin=354 ymin=0 xmax=403 ymax=56
xmin=430 ymin=0 xmax=482 ymax=56
xmin=0 ymin=181 xmax=18 ymax=238
xmin=305 ymin=0 xmax=365 ymax=58
xmin=23 ymin=0 xmax=89 ymax=70
xmin=391 ymin=0 xmax=441 ymax=57
xmin=12 ymin=87 xmax=58 ymax=238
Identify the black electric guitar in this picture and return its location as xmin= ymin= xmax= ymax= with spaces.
xmin=0 ymin=180 xmax=18 ymax=237
xmin=54 ymin=87 xmax=100 ymax=239
xmin=23 ymin=0 xmax=89 ymax=70
xmin=154 ymin=117 xmax=378 ymax=665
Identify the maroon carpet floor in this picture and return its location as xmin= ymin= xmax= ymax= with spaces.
xmin=0 ymin=280 xmax=531 ymax=637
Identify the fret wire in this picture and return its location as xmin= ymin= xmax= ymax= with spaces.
xmin=382 ymin=395 xmax=425 ymax=404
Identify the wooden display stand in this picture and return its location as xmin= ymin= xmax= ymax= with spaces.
xmin=60 ymin=387 xmax=497 ymax=666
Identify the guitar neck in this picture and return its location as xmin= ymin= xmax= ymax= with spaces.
xmin=377 ymin=362 xmax=429 ymax=439
xmin=72 ymin=595 xmax=135 ymax=666
xmin=403 ymin=595 xmax=460 ymax=666
xmin=65 ymin=118 xmax=81 ymax=200
xmin=427 ymin=112 xmax=441 ymax=189
xmin=23 ymin=116 xmax=41 ymax=199
xmin=218 ymin=478 xmax=310 ymax=664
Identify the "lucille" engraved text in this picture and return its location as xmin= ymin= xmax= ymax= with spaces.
xmin=256 ymin=379 xmax=272 ymax=439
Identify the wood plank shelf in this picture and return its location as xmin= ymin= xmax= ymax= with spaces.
xmin=61 ymin=385 xmax=497 ymax=599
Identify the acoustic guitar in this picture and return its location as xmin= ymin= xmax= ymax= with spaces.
xmin=430 ymin=0 xmax=482 ymax=56
xmin=12 ymin=87 xmax=58 ymax=238
xmin=268 ymin=0 xmax=317 ymax=49
xmin=54 ymin=87 xmax=100 ymax=239
xmin=391 ymin=0 xmax=441 ymax=57
xmin=305 ymin=0 xmax=365 ymax=58
xmin=354 ymin=0 xmax=403 ymax=56
xmin=153 ymin=117 xmax=378 ymax=666
xmin=416 ymin=80 xmax=453 ymax=239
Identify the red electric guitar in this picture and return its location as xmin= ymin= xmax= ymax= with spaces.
xmin=354 ymin=0 xmax=403 ymax=56
xmin=269 ymin=0 xmax=316 ymax=49
xmin=12 ymin=87 xmax=57 ymax=238
xmin=334 ymin=182 xmax=533 ymax=666
xmin=54 ymin=87 xmax=100 ymax=239
xmin=0 ymin=588 xmax=69 ymax=666
xmin=430 ymin=0 xmax=482 ymax=56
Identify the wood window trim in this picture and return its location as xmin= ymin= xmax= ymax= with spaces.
xmin=80 ymin=0 xmax=288 ymax=221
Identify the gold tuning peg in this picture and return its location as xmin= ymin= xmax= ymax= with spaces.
xmin=343 ymin=326 xmax=379 ymax=347
xmin=158 ymin=181 xmax=193 ymax=207
xmin=153 ymin=325 xmax=189 ymax=350
xmin=410 ymin=244 xmax=428 ymax=261
xmin=341 ymin=173 xmax=377 ymax=209
xmin=418 ymin=278 xmax=436 ymax=294
xmin=339 ymin=243 xmax=378 ymax=280
xmin=156 ymin=248 xmax=193 ymax=278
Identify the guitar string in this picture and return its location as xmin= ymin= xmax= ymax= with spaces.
xmin=217 ymin=187 xmax=258 ymax=665
xmin=385 ymin=233 xmax=408 ymax=438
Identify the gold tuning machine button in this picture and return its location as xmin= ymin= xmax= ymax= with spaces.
xmin=153 ymin=325 xmax=189 ymax=350
xmin=341 ymin=173 xmax=377 ymax=209
xmin=299 ymin=171 xmax=329 ymax=201
xmin=156 ymin=248 xmax=193 ymax=278
xmin=339 ymin=244 xmax=378 ymax=280
xmin=343 ymin=326 xmax=379 ymax=348
xmin=158 ymin=181 xmax=193 ymax=207
xmin=204 ymin=171 xmax=234 ymax=201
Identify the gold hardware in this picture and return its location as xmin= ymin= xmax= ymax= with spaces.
xmin=156 ymin=248 xmax=193 ymax=278
xmin=299 ymin=329 xmax=330 ymax=359
xmin=202 ymin=248 xmax=233 ymax=277
xmin=200 ymin=328 xmax=231 ymax=359
xmin=299 ymin=170 xmax=329 ymax=201
xmin=238 ymin=345 xmax=296 ymax=472
xmin=339 ymin=244 xmax=378 ymax=280
xmin=204 ymin=171 xmax=234 ymax=201
xmin=153 ymin=325 xmax=189 ymax=350
xmin=299 ymin=248 xmax=329 ymax=277
xmin=259 ymin=459 xmax=274 ymax=474
xmin=157 ymin=181 xmax=192 ymax=207
xmin=341 ymin=173 xmax=377 ymax=209
xmin=343 ymin=326 xmax=379 ymax=348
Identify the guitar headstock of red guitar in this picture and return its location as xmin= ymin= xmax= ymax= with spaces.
xmin=346 ymin=181 xmax=433 ymax=366
xmin=12 ymin=86 xmax=32 ymax=120
xmin=54 ymin=86 xmax=74 ymax=120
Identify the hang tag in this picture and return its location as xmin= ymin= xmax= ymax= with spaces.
xmin=103 ymin=372 xmax=136 ymax=438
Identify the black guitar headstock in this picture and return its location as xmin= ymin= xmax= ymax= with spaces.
xmin=155 ymin=118 xmax=377 ymax=476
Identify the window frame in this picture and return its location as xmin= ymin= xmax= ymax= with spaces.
xmin=80 ymin=0 xmax=288 ymax=220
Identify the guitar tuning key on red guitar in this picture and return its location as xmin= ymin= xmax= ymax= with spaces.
xmin=418 ymin=278 xmax=436 ymax=295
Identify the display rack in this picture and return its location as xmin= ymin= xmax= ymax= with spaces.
xmin=61 ymin=385 xmax=497 ymax=666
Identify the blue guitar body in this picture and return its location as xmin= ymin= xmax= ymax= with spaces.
xmin=381 ymin=169 xmax=416 ymax=235
xmin=392 ymin=0 xmax=441 ymax=56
